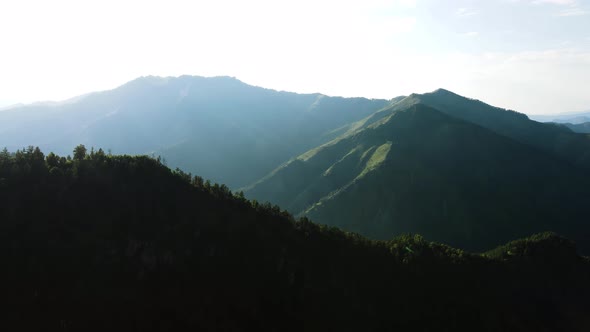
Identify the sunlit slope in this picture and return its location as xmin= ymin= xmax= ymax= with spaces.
xmin=245 ymin=104 xmax=590 ymax=252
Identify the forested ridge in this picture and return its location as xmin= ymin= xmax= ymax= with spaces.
xmin=1 ymin=146 xmax=589 ymax=331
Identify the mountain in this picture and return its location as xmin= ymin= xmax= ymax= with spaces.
xmin=0 ymin=76 xmax=389 ymax=188
xmin=392 ymin=89 xmax=590 ymax=169
xmin=289 ymin=89 xmax=590 ymax=170
xmin=245 ymin=103 xmax=590 ymax=252
xmin=562 ymin=115 xmax=590 ymax=124
xmin=529 ymin=111 xmax=590 ymax=124
xmin=1 ymin=147 xmax=589 ymax=331
xmin=563 ymin=122 xmax=590 ymax=134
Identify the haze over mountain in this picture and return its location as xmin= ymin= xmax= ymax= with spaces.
xmin=4 ymin=0 xmax=590 ymax=116
xmin=528 ymin=111 xmax=590 ymax=134
xmin=0 ymin=76 xmax=389 ymax=188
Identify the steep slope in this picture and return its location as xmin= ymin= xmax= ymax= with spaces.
xmin=398 ymin=89 xmax=590 ymax=169
xmin=1 ymin=147 xmax=590 ymax=331
xmin=245 ymin=104 xmax=590 ymax=252
xmin=0 ymin=76 xmax=389 ymax=187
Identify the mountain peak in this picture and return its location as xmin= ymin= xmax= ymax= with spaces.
xmin=126 ymin=75 xmax=246 ymax=88
xmin=429 ymin=88 xmax=462 ymax=97
xmin=432 ymin=88 xmax=454 ymax=94
xmin=404 ymin=89 xmax=463 ymax=101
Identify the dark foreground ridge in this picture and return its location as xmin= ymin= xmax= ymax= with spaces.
xmin=1 ymin=146 xmax=589 ymax=331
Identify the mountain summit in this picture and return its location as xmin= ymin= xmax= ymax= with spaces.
xmin=245 ymin=94 xmax=590 ymax=251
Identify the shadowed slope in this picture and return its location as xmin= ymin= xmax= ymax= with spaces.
xmin=1 ymin=147 xmax=589 ymax=331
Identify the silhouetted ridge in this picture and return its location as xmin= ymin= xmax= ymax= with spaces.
xmin=1 ymin=146 xmax=590 ymax=331
xmin=486 ymin=232 xmax=579 ymax=262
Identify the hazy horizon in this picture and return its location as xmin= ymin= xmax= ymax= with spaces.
xmin=2 ymin=0 xmax=590 ymax=115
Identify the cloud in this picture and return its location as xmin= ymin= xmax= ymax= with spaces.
xmin=532 ymin=0 xmax=576 ymax=4
xmin=529 ymin=0 xmax=589 ymax=17
xmin=462 ymin=31 xmax=479 ymax=37
xmin=456 ymin=8 xmax=478 ymax=17
xmin=557 ymin=7 xmax=589 ymax=15
xmin=444 ymin=49 xmax=590 ymax=114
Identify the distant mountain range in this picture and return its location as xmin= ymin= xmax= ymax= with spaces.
xmin=0 ymin=76 xmax=389 ymax=188
xmin=529 ymin=111 xmax=590 ymax=133
xmin=529 ymin=111 xmax=590 ymax=124
xmin=2 ymin=76 xmax=590 ymax=252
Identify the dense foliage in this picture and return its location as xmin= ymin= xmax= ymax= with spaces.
xmin=1 ymin=146 xmax=589 ymax=331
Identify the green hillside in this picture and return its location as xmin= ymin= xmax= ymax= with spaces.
xmin=1 ymin=146 xmax=589 ymax=331
xmin=245 ymin=104 xmax=590 ymax=252
xmin=396 ymin=89 xmax=590 ymax=169
xmin=326 ymin=90 xmax=590 ymax=170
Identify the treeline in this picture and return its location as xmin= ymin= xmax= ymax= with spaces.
xmin=1 ymin=146 xmax=589 ymax=331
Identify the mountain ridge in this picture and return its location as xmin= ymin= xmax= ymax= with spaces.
xmin=0 ymin=75 xmax=391 ymax=188
xmin=245 ymin=102 xmax=590 ymax=252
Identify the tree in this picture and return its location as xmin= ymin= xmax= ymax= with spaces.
xmin=0 ymin=147 xmax=8 ymax=158
xmin=46 ymin=152 xmax=60 ymax=168
xmin=30 ymin=147 xmax=45 ymax=173
xmin=192 ymin=175 xmax=204 ymax=188
xmin=0 ymin=147 xmax=10 ymax=164
xmin=95 ymin=148 xmax=106 ymax=160
xmin=0 ymin=147 xmax=11 ymax=174
xmin=73 ymin=144 xmax=87 ymax=161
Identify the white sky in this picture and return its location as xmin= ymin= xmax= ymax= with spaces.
xmin=1 ymin=0 xmax=589 ymax=115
